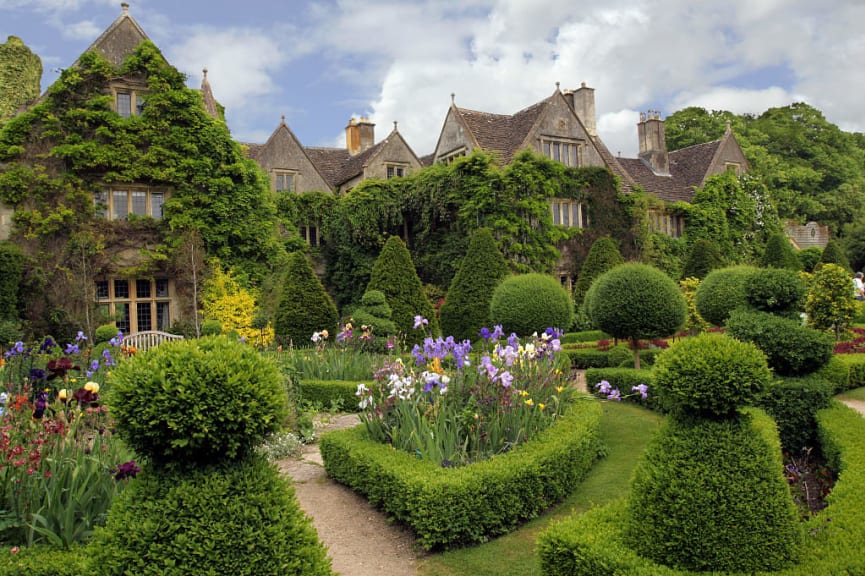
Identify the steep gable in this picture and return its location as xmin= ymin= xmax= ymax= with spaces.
xmin=78 ymin=3 xmax=149 ymax=69
xmin=250 ymin=119 xmax=333 ymax=193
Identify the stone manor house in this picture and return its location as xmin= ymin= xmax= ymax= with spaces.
xmin=0 ymin=4 xmax=752 ymax=334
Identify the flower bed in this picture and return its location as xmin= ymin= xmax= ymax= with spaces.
xmin=320 ymin=397 xmax=602 ymax=550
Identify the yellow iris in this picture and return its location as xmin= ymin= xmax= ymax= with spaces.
xmin=525 ymin=399 xmax=534 ymax=406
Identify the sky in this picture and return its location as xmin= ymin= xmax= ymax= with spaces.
xmin=1 ymin=0 xmax=864 ymax=159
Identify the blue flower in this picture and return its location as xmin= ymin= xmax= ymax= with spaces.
xmin=75 ymin=330 xmax=88 ymax=342
xmin=413 ymin=315 xmax=429 ymax=330
xmin=109 ymin=331 xmax=124 ymax=347
xmin=632 ymin=383 xmax=649 ymax=400
xmin=491 ymin=325 xmax=505 ymax=342
xmin=595 ymin=380 xmax=612 ymax=395
xmin=65 ymin=343 xmax=80 ymax=355
xmin=39 ymin=337 xmax=57 ymax=353
xmin=478 ymin=327 xmax=491 ymax=340
xmin=102 ymin=348 xmax=116 ymax=366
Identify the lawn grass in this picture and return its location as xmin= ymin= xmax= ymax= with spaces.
xmin=837 ymin=385 xmax=865 ymax=402
xmin=415 ymin=401 xmax=663 ymax=576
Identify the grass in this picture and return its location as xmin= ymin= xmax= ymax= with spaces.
xmin=837 ymin=386 xmax=865 ymax=402
xmin=415 ymin=401 xmax=663 ymax=576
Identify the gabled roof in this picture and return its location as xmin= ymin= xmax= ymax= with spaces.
xmin=199 ymin=68 xmax=220 ymax=120
xmin=618 ymin=139 xmax=723 ymax=203
xmin=454 ymin=97 xmax=547 ymax=164
xmin=76 ymin=3 xmax=149 ymax=68
xmin=249 ymin=119 xmax=334 ymax=189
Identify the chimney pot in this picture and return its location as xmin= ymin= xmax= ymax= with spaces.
xmin=121 ymin=2 xmax=129 ymax=13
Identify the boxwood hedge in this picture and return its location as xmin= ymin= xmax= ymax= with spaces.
xmin=319 ymin=398 xmax=602 ymax=550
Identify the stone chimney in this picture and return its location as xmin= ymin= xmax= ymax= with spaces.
xmin=346 ymin=117 xmax=375 ymax=155
xmin=567 ymin=82 xmax=596 ymax=137
xmin=638 ymin=110 xmax=670 ymax=176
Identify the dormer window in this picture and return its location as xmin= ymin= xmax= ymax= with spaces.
xmin=541 ymin=138 xmax=583 ymax=167
xmin=439 ymin=146 xmax=467 ymax=165
xmin=274 ymin=170 xmax=296 ymax=192
xmin=386 ymin=163 xmax=408 ymax=179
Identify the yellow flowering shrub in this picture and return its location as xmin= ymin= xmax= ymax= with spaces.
xmin=201 ymin=265 xmax=274 ymax=347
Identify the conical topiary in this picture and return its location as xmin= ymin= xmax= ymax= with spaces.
xmin=439 ymin=228 xmax=509 ymax=341
xmin=762 ymin=231 xmax=801 ymax=270
xmin=274 ymin=251 xmax=339 ymax=347
xmin=572 ymin=237 xmax=624 ymax=307
xmin=680 ymin=238 xmax=723 ymax=280
xmin=367 ymin=235 xmax=437 ymax=345
xmin=820 ymin=239 xmax=851 ymax=271
xmin=351 ymin=289 xmax=397 ymax=336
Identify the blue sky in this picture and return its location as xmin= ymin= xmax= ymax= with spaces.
xmin=2 ymin=0 xmax=863 ymax=159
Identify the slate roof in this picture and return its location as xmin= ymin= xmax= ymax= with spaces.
xmin=617 ymin=139 xmax=722 ymax=203
xmin=456 ymin=98 xmax=547 ymax=164
xmin=304 ymin=140 xmax=390 ymax=189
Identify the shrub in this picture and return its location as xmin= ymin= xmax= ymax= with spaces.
xmin=489 ymin=273 xmax=572 ymax=337
xmin=0 ymin=318 xmax=22 ymax=346
xmin=274 ymin=251 xmax=339 ymax=347
xmin=624 ymin=410 xmax=802 ymax=572
xmin=725 ymin=309 xmax=834 ymax=376
xmin=798 ymin=246 xmax=824 ymax=272
xmin=585 ymin=367 xmax=654 ymax=408
xmin=820 ymin=239 xmax=851 ymax=271
xmin=817 ymin=353 xmax=865 ymax=393
xmin=87 ymin=457 xmax=332 ymax=576
xmin=560 ymin=330 xmax=609 ymax=344
xmin=572 ymin=237 xmax=624 ymax=308
xmin=680 ymin=238 xmax=723 ymax=280
xmin=200 ymin=319 xmax=222 ymax=336
xmin=109 ymin=335 xmax=287 ymax=467
xmin=0 ymin=241 xmax=23 ymax=321
xmin=300 ymin=379 xmax=364 ymax=412
xmin=653 ymin=332 xmax=771 ymax=417
xmin=560 ymin=345 xmax=631 ymax=369
xmin=350 ymin=289 xmax=397 ymax=336
xmin=585 ymin=263 xmax=685 ymax=369
xmin=756 ymin=375 xmax=834 ymax=452
xmin=744 ymin=266 xmax=806 ymax=317
xmin=366 ymin=236 xmax=437 ymax=345
xmin=763 ymin=231 xmax=802 ymax=270
xmin=694 ymin=265 xmax=758 ymax=326
xmin=805 ymin=262 xmax=858 ymax=338
xmin=439 ymin=228 xmax=509 ymax=342
xmin=94 ymin=323 xmax=119 ymax=343
xmin=0 ymin=544 xmax=88 ymax=575
xmin=201 ymin=265 xmax=274 ymax=347
xmin=678 ymin=277 xmax=709 ymax=334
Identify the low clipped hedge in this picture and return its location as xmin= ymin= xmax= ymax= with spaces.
xmin=584 ymin=368 xmax=655 ymax=408
xmin=560 ymin=330 xmax=610 ymax=344
xmin=537 ymin=401 xmax=865 ymax=575
xmin=562 ymin=345 xmax=661 ymax=369
xmin=319 ymin=399 xmax=603 ymax=550
xmin=757 ymin=375 xmax=834 ymax=452
xmin=0 ymin=544 xmax=87 ymax=575
xmin=818 ymin=354 xmax=865 ymax=393
xmin=300 ymin=379 xmax=363 ymax=412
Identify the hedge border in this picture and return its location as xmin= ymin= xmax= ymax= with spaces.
xmin=300 ymin=379 xmax=364 ymax=412
xmin=319 ymin=398 xmax=603 ymax=550
xmin=536 ymin=400 xmax=865 ymax=575
xmin=584 ymin=367 xmax=656 ymax=409
xmin=562 ymin=346 xmax=663 ymax=369
xmin=817 ymin=354 xmax=865 ymax=393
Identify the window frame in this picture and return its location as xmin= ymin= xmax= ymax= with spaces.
xmin=274 ymin=170 xmax=297 ymax=193
xmin=95 ymin=187 xmax=167 ymax=221
xmin=550 ymin=198 xmax=588 ymax=229
xmin=540 ymin=138 xmax=583 ymax=167
xmin=94 ymin=277 xmax=173 ymax=333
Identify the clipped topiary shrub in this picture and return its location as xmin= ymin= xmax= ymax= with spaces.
xmin=757 ymin=375 xmax=834 ymax=452
xmin=94 ymin=323 xmax=119 ymax=343
xmin=820 ymin=239 xmax=851 ymax=271
xmin=489 ymin=273 xmax=572 ymax=337
xmin=653 ymin=332 xmax=772 ymax=417
xmin=798 ymin=246 xmax=823 ymax=272
xmin=88 ymin=457 xmax=332 ymax=576
xmin=439 ymin=228 xmax=509 ymax=342
xmin=109 ymin=335 xmax=288 ymax=467
xmin=744 ymin=266 xmax=806 ymax=317
xmin=367 ymin=236 xmax=437 ymax=345
xmin=585 ymin=263 xmax=686 ymax=369
xmin=680 ymin=238 xmax=723 ymax=280
xmin=763 ymin=231 xmax=802 ymax=271
xmin=725 ymin=308 xmax=834 ymax=377
xmin=694 ymin=264 xmax=759 ymax=326
xmin=572 ymin=237 xmax=624 ymax=308
xmin=624 ymin=409 xmax=803 ymax=572
xmin=200 ymin=318 xmax=222 ymax=336
xmin=350 ymin=289 xmax=397 ymax=336
xmin=275 ymin=251 xmax=339 ymax=347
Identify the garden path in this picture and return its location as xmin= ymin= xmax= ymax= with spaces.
xmin=276 ymin=414 xmax=418 ymax=576
xmin=841 ymin=398 xmax=865 ymax=417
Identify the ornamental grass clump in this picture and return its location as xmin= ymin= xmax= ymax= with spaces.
xmin=90 ymin=335 xmax=332 ymax=576
xmin=355 ymin=322 xmax=572 ymax=466
xmin=624 ymin=333 xmax=803 ymax=572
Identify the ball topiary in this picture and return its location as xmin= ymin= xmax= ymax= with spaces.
xmin=572 ymin=237 xmax=624 ymax=307
xmin=585 ymin=263 xmax=686 ymax=369
xmin=725 ymin=309 xmax=834 ymax=376
xmin=108 ymin=335 xmax=287 ymax=467
xmin=94 ymin=323 xmax=119 ymax=343
xmin=653 ymin=332 xmax=772 ymax=417
xmin=439 ymin=228 xmax=509 ymax=341
xmin=625 ymin=410 xmax=803 ymax=572
xmin=744 ymin=266 xmax=806 ymax=317
xmin=200 ymin=319 xmax=223 ymax=336
xmin=489 ymin=273 xmax=572 ymax=336
xmin=87 ymin=457 xmax=332 ymax=576
xmin=694 ymin=265 xmax=759 ymax=326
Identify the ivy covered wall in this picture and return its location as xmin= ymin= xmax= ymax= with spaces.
xmin=0 ymin=36 xmax=41 ymax=125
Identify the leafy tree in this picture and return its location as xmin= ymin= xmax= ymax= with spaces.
xmin=762 ymin=232 xmax=801 ymax=270
xmin=274 ymin=252 xmax=338 ymax=347
xmin=679 ymin=277 xmax=710 ymax=334
xmin=820 ymin=239 xmax=851 ymax=271
xmin=439 ymin=228 xmax=509 ymax=341
xmin=366 ymin=236 xmax=437 ymax=345
xmin=664 ymin=107 xmax=739 ymax=151
xmin=680 ymin=238 xmax=723 ymax=280
xmin=201 ymin=263 xmax=274 ymax=347
xmin=586 ymin=263 xmax=686 ymax=369
xmin=489 ymin=273 xmax=573 ymax=337
xmin=805 ymin=262 xmax=858 ymax=338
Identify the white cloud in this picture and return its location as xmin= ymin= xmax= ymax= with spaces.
xmin=61 ymin=18 xmax=100 ymax=39
xmin=672 ymin=86 xmax=805 ymax=117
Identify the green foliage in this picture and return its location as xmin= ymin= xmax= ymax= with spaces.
xmin=757 ymin=375 xmax=834 ymax=452
xmin=678 ymin=277 xmax=710 ymax=334
xmin=653 ymin=332 xmax=772 ymax=416
xmin=585 ymin=263 xmax=685 ymax=368
xmin=585 ymin=367 xmax=655 ymax=408
xmin=320 ymin=399 xmax=602 ymax=550
xmin=572 ymin=237 xmax=624 ymax=306
xmin=679 ymin=238 xmax=723 ymax=280
xmin=0 ymin=36 xmax=41 ymax=124
xmin=274 ymin=251 xmax=339 ymax=347
xmin=87 ymin=457 xmax=332 ymax=576
xmin=109 ymin=335 xmax=287 ymax=467
xmin=0 ymin=318 xmax=22 ymax=346
xmin=805 ymin=262 xmax=858 ymax=336
xmin=560 ymin=345 xmax=632 ymax=369
xmin=726 ymin=309 xmax=834 ymax=376
xmin=0 ymin=544 xmax=87 ymax=576
xmin=818 ymin=354 xmax=865 ymax=393
xmin=744 ymin=266 xmax=806 ymax=316
xmin=298 ymin=380 xmax=363 ymax=413
xmin=763 ymin=231 xmax=803 ymax=270
xmin=798 ymin=246 xmax=824 ymax=272
xmin=199 ymin=319 xmax=222 ymax=336
xmin=694 ymin=265 xmax=759 ymax=326
xmin=439 ymin=228 xmax=509 ymax=341
xmin=0 ymin=242 xmax=23 ymax=320
xmin=820 ymin=239 xmax=851 ymax=271
xmin=350 ymin=289 xmax=397 ymax=336
xmin=366 ymin=236 xmax=437 ymax=344
xmin=489 ymin=273 xmax=573 ymax=336
xmin=94 ymin=323 xmax=118 ymax=343
xmin=624 ymin=410 xmax=802 ymax=572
